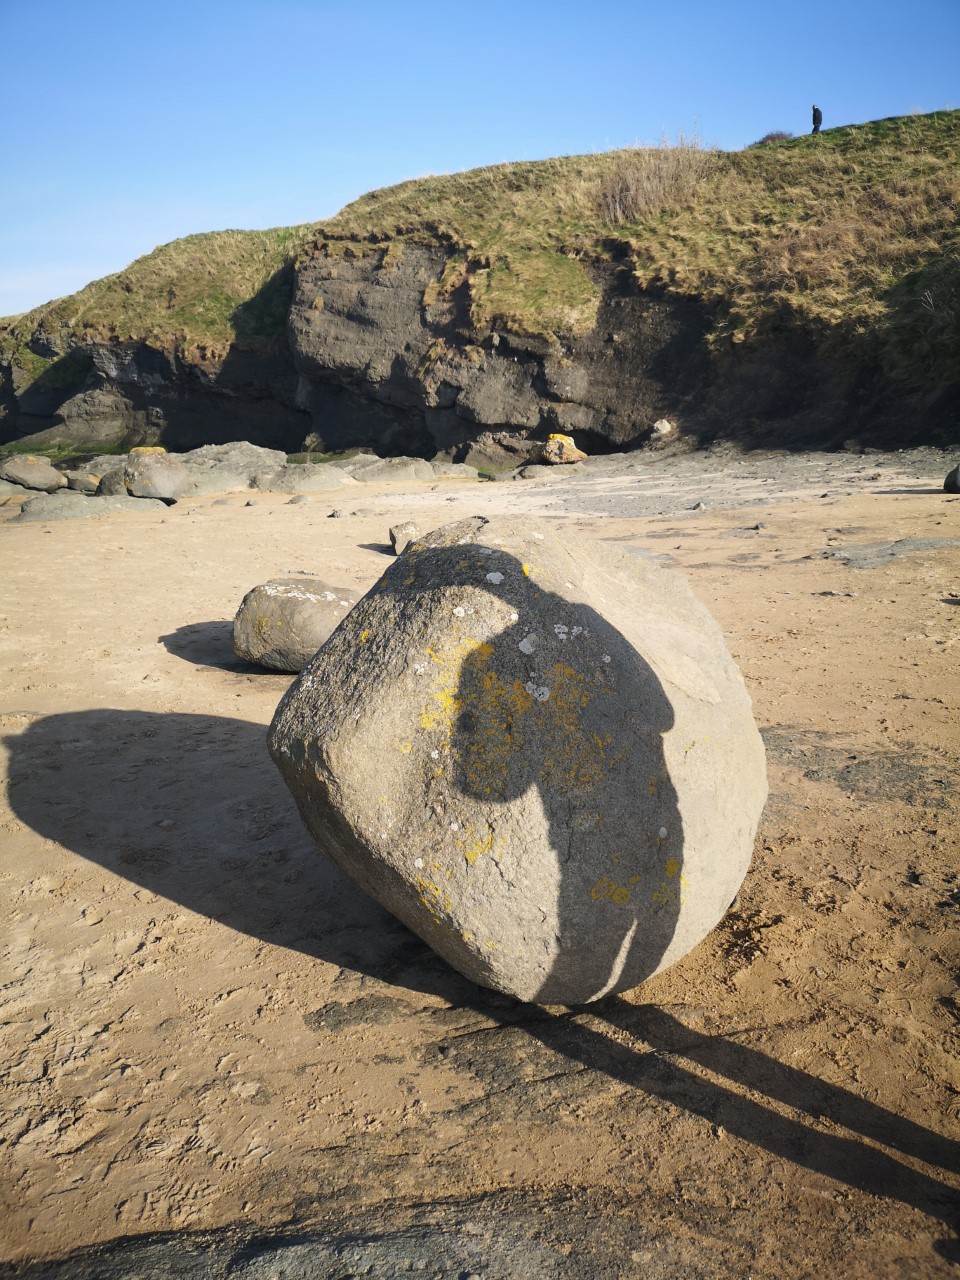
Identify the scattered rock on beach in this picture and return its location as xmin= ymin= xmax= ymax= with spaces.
xmin=0 ymin=455 xmax=67 ymax=493
xmin=233 ymin=577 xmax=358 ymax=672
xmin=389 ymin=521 xmax=419 ymax=555
xmin=16 ymin=492 xmax=167 ymax=521
xmin=538 ymin=434 xmax=588 ymax=465
xmin=124 ymin=448 xmax=190 ymax=504
xmin=945 ymin=463 xmax=960 ymax=494
xmin=179 ymin=442 xmax=288 ymax=495
xmin=64 ymin=470 xmax=100 ymax=494
xmin=269 ymin=515 xmax=767 ymax=1004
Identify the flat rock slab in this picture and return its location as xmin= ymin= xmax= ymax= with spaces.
xmin=269 ymin=515 xmax=767 ymax=1004
xmin=0 ymin=455 xmax=67 ymax=492
xmin=15 ymin=492 xmax=167 ymax=520
xmin=821 ymin=537 xmax=960 ymax=568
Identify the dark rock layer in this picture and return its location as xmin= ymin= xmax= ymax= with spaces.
xmin=3 ymin=243 xmax=958 ymax=457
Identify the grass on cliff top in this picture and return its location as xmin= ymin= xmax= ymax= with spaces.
xmin=309 ymin=111 xmax=960 ymax=379
xmin=0 ymin=225 xmax=316 ymax=380
xmin=3 ymin=111 xmax=958 ymax=387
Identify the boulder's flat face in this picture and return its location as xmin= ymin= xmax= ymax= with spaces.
xmin=234 ymin=577 xmax=357 ymax=672
xmin=0 ymin=454 xmax=67 ymax=492
xmin=268 ymin=516 xmax=767 ymax=1004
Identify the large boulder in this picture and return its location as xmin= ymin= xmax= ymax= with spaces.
xmin=0 ymin=455 xmax=67 ymax=493
xmin=179 ymin=442 xmax=288 ymax=495
xmin=233 ymin=577 xmax=358 ymax=672
xmin=268 ymin=516 xmax=767 ymax=1005
xmin=945 ymin=463 xmax=960 ymax=495
xmin=123 ymin=448 xmax=190 ymax=503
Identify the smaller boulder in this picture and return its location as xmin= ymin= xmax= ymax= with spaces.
xmin=652 ymin=419 xmax=675 ymax=438
xmin=389 ymin=521 xmax=419 ymax=555
xmin=124 ymin=449 xmax=190 ymax=503
xmin=538 ymin=434 xmax=588 ymax=465
xmin=945 ymin=464 xmax=960 ymax=495
xmin=64 ymin=470 xmax=100 ymax=494
xmin=0 ymin=455 xmax=67 ymax=493
xmin=97 ymin=469 xmax=129 ymax=496
xmin=233 ymin=577 xmax=358 ymax=672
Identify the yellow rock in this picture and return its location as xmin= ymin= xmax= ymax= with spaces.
xmin=129 ymin=446 xmax=167 ymax=455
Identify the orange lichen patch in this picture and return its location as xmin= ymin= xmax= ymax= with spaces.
xmin=129 ymin=446 xmax=167 ymax=455
xmin=457 ymin=821 xmax=498 ymax=866
xmin=590 ymin=876 xmax=632 ymax=906
xmin=651 ymin=858 xmax=687 ymax=913
xmin=420 ymin=640 xmax=494 ymax=733
xmin=415 ymin=874 xmax=451 ymax=921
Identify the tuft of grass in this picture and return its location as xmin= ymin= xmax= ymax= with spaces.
xmin=597 ymin=131 xmax=717 ymax=224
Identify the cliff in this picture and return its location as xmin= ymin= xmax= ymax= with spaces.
xmin=3 ymin=112 xmax=958 ymax=459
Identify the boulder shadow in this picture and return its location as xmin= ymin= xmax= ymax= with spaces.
xmin=159 ymin=621 xmax=282 ymax=675
xmin=2 ymin=709 xmax=474 ymax=1004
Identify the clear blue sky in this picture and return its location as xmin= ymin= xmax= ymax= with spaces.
xmin=2 ymin=0 xmax=957 ymax=318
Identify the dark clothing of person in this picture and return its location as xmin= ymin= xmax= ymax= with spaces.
xmin=812 ymin=105 xmax=822 ymax=134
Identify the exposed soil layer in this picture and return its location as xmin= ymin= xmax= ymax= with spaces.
xmin=0 ymin=447 xmax=958 ymax=1278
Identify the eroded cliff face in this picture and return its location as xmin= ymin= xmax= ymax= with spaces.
xmin=3 ymin=239 xmax=956 ymax=457
xmin=1 ymin=335 xmax=310 ymax=454
xmin=287 ymin=244 xmax=713 ymax=458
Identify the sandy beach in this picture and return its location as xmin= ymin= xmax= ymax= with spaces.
xmin=1 ymin=446 xmax=958 ymax=1277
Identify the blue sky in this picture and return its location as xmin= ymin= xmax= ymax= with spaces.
xmin=2 ymin=0 xmax=957 ymax=317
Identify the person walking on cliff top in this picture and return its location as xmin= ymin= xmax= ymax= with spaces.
xmin=812 ymin=104 xmax=823 ymax=133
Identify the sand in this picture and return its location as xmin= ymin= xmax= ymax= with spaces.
xmin=0 ymin=448 xmax=958 ymax=1277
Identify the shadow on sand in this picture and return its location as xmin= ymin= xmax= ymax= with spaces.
xmin=4 ymin=706 xmax=958 ymax=1244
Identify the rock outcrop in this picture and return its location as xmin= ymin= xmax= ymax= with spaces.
xmin=268 ymin=516 xmax=767 ymax=1004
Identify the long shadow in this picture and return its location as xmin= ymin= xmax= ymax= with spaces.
xmin=520 ymin=1000 xmax=959 ymax=1236
xmin=2 ymin=709 xmax=465 ymax=995
xmin=5 ymin=698 xmax=958 ymax=1239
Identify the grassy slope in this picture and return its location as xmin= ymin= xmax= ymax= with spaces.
xmin=2 ymin=111 xmax=958 ymax=390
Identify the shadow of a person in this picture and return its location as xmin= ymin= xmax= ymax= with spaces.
xmin=450 ymin=587 xmax=684 ymax=1005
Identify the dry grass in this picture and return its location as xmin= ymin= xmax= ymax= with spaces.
xmin=2 ymin=111 xmax=958 ymax=389
xmin=597 ymin=132 xmax=717 ymax=224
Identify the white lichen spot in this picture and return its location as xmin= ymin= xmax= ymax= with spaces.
xmin=509 ymin=611 xmax=519 ymax=622
xmin=453 ymin=606 xmax=466 ymax=617
xmin=450 ymin=821 xmax=460 ymax=831
xmin=602 ymin=654 xmax=611 ymax=664
xmin=486 ymin=571 xmax=505 ymax=585
xmin=532 ymin=531 xmax=544 ymax=540
xmin=430 ymin=749 xmax=439 ymax=759
xmin=658 ymin=827 xmax=668 ymax=839
xmin=525 ymin=682 xmax=550 ymax=702
xmin=414 ymin=662 xmax=426 ymax=675
xmin=518 ymin=633 xmax=538 ymax=655
xmin=554 ymin=624 xmax=568 ymax=641
xmin=571 ymin=626 xmax=584 ymax=638
xmin=414 ymin=857 xmax=424 ymax=869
